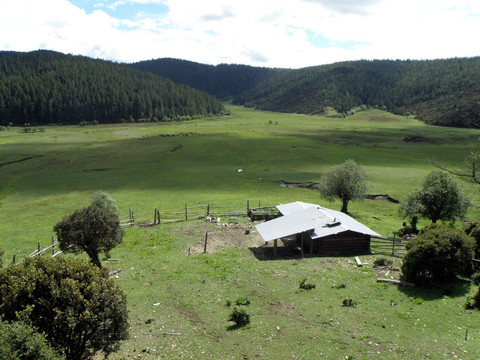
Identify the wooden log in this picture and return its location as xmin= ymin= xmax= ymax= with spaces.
xmin=355 ymin=256 xmax=363 ymax=267
xmin=204 ymin=232 xmax=208 ymax=253
xmin=376 ymin=278 xmax=415 ymax=287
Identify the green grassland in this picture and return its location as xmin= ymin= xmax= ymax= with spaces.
xmin=1 ymin=106 xmax=480 ymax=358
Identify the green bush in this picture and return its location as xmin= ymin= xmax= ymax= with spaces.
xmin=228 ymin=307 xmax=250 ymax=326
xmin=401 ymin=224 xmax=475 ymax=285
xmin=472 ymin=272 xmax=480 ymax=286
xmin=470 ymin=287 xmax=480 ymax=310
xmin=299 ymin=278 xmax=316 ymax=290
xmin=0 ymin=256 xmax=129 ymax=359
xmin=465 ymin=221 xmax=480 ymax=258
xmin=235 ymin=297 xmax=250 ymax=306
xmin=0 ymin=319 xmax=62 ymax=360
xmin=373 ymin=257 xmax=393 ymax=267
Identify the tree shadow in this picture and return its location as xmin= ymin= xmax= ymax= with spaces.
xmin=398 ymin=277 xmax=472 ymax=300
xmin=226 ymin=323 xmax=248 ymax=331
xmin=248 ymin=244 xmax=305 ymax=261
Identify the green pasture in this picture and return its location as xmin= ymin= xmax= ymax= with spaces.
xmin=1 ymin=106 xmax=479 ymax=258
xmin=2 ymin=105 xmax=480 ymax=358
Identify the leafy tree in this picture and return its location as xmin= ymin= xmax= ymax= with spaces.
xmin=400 ymin=171 xmax=470 ymax=223
xmin=0 ymin=256 xmax=128 ymax=360
xmin=319 ymin=159 xmax=368 ymax=214
xmin=401 ymin=224 xmax=475 ymax=285
xmin=91 ymin=190 xmax=118 ymax=214
xmin=0 ymin=319 xmax=62 ymax=360
xmin=53 ymin=205 xmax=124 ymax=268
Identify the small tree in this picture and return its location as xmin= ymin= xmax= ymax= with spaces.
xmin=54 ymin=205 xmax=124 ymax=268
xmin=91 ymin=190 xmax=118 ymax=214
xmin=400 ymin=171 xmax=470 ymax=224
xmin=0 ymin=257 xmax=129 ymax=360
xmin=401 ymin=224 xmax=475 ymax=285
xmin=319 ymin=159 xmax=368 ymax=214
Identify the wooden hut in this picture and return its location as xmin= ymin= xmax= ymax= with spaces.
xmin=255 ymin=202 xmax=379 ymax=256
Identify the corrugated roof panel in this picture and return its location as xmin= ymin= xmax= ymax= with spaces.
xmin=255 ymin=207 xmax=330 ymax=242
xmin=256 ymin=202 xmax=381 ymax=242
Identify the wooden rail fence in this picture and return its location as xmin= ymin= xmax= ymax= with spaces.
xmin=152 ymin=200 xmax=276 ymax=224
xmin=370 ymin=236 xmax=407 ymax=257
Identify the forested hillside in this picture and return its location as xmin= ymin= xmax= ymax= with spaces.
xmin=129 ymin=58 xmax=285 ymax=100
xmin=0 ymin=51 xmax=224 ymax=126
xmin=232 ymin=58 xmax=480 ymax=128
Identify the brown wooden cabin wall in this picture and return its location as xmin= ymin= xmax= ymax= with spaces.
xmin=296 ymin=231 xmax=371 ymax=255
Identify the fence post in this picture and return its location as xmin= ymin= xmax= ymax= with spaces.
xmin=129 ymin=209 xmax=134 ymax=225
xmin=392 ymin=232 xmax=396 ymax=256
xmin=207 ymin=204 xmax=210 ymax=217
xmin=204 ymin=232 xmax=208 ymax=253
xmin=185 ymin=203 xmax=188 ymax=221
xmin=52 ymin=236 xmax=55 ymax=256
xmin=247 ymin=200 xmax=250 ymax=213
xmin=38 ymin=241 xmax=41 ymax=254
xmin=154 ymin=208 xmax=157 ymax=224
xmin=13 ymin=254 xmax=16 ymax=265
xmin=157 ymin=209 xmax=161 ymax=224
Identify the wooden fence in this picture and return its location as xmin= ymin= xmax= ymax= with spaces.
xmin=370 ymin=236 xmax=407 ymax=257
xmin=120 ymin=208 xmax=135 ymax=227
xmin=152 ymin=200 xmax=271 ymax=224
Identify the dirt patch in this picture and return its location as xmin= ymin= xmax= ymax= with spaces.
xmin=279 ymin=181 xmax=319 ymax=189
xmin=364 ymin=194 xmax=399 ymax=203
xmin=184 ymin=221 xmax=264 ymax=256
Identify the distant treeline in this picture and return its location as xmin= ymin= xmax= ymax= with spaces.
xmin=129 ymin=58 xmax=286 ymax=100
xmin=2 ymin=50 xmax=480 ymax=128
xmin=233 ymin=58 xmax=480 ymax=128
xmin=0 ymin=51 xmax=225 ymax=126
xmin=130 ymin=57 xmax=480 ymax=128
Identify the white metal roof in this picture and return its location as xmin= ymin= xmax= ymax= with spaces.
xmin=255 ymin=202 xmax=380 ymax=242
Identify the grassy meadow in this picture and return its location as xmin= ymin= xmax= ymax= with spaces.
xmin=1 ymin=106 xmax=480 ymax=358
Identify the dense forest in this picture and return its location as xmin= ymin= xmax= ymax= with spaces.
xmin=231 ymin=58 xmax=480 ymax=128
xmin=2 ymin=50 xmax=480 ymax=128
xmin=129 ymin=58 xmax=285 ymax=100
xmin=0 ymin=51 xmax=224 ymax=126
xmin=130 ymin=57 xmax=480 ymax=128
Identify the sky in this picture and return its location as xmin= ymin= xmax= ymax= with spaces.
xmin=1 ymin=0 xmax=479 ymax=68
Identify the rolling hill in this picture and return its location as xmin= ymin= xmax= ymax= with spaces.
xmin=131 ymin=57 xmax=480 ymax=128
xmin=0 ymin=51 xmax=225 ymax=126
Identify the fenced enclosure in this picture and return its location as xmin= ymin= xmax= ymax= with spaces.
xmin=370 ymin=236 xmax=407 ymax=257
xmin=153 ymin=200 xmax=269 ymax=224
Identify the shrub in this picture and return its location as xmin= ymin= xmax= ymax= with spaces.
xmin=299 ymin=278 xmax=316 ymax=290
xmin=470 ymin=286 xmax=480 ymax=310
xmin=228 ymin=307 xmax=250 ymax=326
xmin=465 ymin=221 xmax=480 ymax=258
xmin=0 ymin=319 xmax=62 ymax=360
xmin=401 ymin=224 xmax=475 ymax=285
xmin=0 ymin=256 xmax=129 ymax=359
xmin=373 ymin=257 xmax=393 ymax=267
xmin=235 ymin=297 xmax=250 ymax=306
xmin=472 ymin=272 xmax=480 ymax=286
xmin=342 ymin=298 xmax=356 ymax=307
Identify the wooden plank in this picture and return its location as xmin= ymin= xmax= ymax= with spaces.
xmin=355 ymin=256 xmax=363 ymax=267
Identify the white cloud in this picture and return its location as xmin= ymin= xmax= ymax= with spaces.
xmin=0 ymin=0 xmax=479 ymax=68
